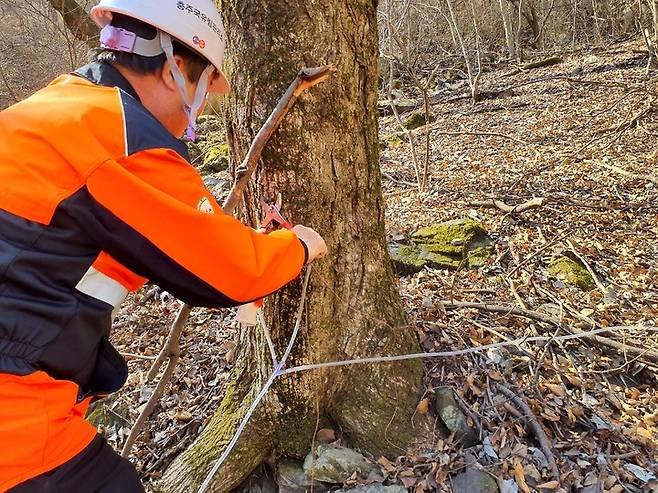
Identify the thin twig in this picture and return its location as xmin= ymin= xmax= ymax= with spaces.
xmin=497 ymin=383 xmax=560 ymax=481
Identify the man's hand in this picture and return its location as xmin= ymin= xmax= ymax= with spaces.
xmin=292 ymin=225 xmax=327 ymax=263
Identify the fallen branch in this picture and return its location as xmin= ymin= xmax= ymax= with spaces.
xmin=497 ymin=383 xmax=560 ymax=481
xmin=599 ymin=162 xmax=658 ymax=186
xmin=442 ymin=301 xmax=658 ymax=364
xmin=414 ymin=127 xmax=531 ymax=148
xmin=121 ymin=65 xmax=336 ymax=459
xmin=503 ymin=56 xmax=563 ymax=77
xmin=469 ymin=197 xmax=545 ymax=213
xmin=507 ymin=228 xmax=576 ymax=276
xmin=565 ymin=240 xmax=609 ymax=295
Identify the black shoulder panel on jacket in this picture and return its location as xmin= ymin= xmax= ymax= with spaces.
xmin=119 ymin=92 xmax=191 ymax=160
xmin=74 ymin=61 xmax=190 ymax=161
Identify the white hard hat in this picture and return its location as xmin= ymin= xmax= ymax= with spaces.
xmin=90 ymin=0 xmax=230 ymax=94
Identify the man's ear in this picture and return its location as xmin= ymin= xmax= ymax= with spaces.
xmin=161 ymin=55 xmax=187 ymax=91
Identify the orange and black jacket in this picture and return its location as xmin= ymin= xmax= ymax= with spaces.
xmin=0 ymin=61 xmax=306 ymax=399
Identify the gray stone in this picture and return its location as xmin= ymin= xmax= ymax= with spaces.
xmin=303 ymin=444 xmax=376 ymax=484
xmin=336 ymin=485 xmax=407 ymax=493
xmin=451 ymin=469 xmax=499 ymax=493
xmin=277 ymin=459 xmax=330 ymax=493
xmin=434 ymin=387 xmax=479 ymax=447
xmin=378 ymin=98 xmax=418 ymax=116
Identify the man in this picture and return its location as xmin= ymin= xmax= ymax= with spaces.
xmin=0 ymin=0 xmax=327 ymax=491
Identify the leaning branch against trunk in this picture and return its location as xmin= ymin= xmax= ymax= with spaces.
xmin=121 ymin=65 xmax=336 ymax=459
xmin=46 ymin=0 xmax=99 ymax=48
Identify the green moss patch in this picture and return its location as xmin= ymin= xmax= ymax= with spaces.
xmin=201 ymin=143 xmax=230 ymax=173
xmin=389 ymin=219 xmax=494 ymax=276
xmin=403 ymin=111 xmax=435 ymax=130
xmin=549 ymin=255 xmax=595 ymax=291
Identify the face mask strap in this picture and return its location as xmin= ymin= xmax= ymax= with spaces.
xmin=160 ymin=32 xmax=214 ymax=142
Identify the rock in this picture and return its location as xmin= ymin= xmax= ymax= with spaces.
xmin=411 ymin=219 xmax=494 ymax=267
xmin=303 ymin=444 xmax=376 ymax=484
xmin=379 ymin=133 xmax=404 ymax=150
xmin=389 ymin=219 xmax=494 ymax=276
xmin=548 ymin=255 xmax=595 ymax=291
xmin=434 ymin=387 xmax=479 ymax=447
xmin=200 ymin=142 xmax=230 ymax=174
xmin=451 ymin=469 xmax=499 ymax=493
xmin=336 ymin=485 xmax=407 ymax=493
xmin=86 ymin=397 xmax=130 ymax=429
xmin=277 ymin=459 xmax=330 ymax=493
xmin=403 ymin=111 xmax=434 ymax=130
xmin=388 ymin=243 xmax=428 ymax=275
xmin=377 ymin=98 xmax=417 ymax=116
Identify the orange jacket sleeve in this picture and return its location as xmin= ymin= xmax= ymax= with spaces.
xmin=66 ymin=148 xmax=306 ymax=307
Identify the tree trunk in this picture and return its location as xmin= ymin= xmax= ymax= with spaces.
xmin=161 ymin=1 xmax=424 ymax=492
xmin=499 ymin=0 xmax=518 ymax=59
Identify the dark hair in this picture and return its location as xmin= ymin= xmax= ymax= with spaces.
xmin=93 ymin=13 xmax=208 ymax=83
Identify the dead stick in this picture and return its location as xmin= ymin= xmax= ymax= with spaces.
xmin=120 ymin=65 xmax=336 ymax=458
xmin=599 ymin=162 xmax=658 ymax=186
xmin=470 ymin=197 xmax=545 ymax=213
xmin=223 ymin=65 xmax=337 ymax=214
xmin=442 ymin=301 xmax=658 ymax=364
xmin=497 ymin=383 xmax=560 ymax=481
xmin=565 ymin=239 xmax=608 ymax=295
xmin=121 ymin=304 xmax=188 ymax=457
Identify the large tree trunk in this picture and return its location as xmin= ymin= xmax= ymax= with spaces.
xmin=161 ymin=1 xmax=424 ymax=492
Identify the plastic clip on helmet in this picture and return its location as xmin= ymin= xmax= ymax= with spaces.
xmin=90 ymin=0 xmax=230 ymax=141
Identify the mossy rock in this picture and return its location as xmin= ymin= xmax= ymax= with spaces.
xmin=549 ymin=255 xmax=595 ymax=291
xmin=86 ymin=397 xmax=130 ymax=429
xmin=403 ymin=111 xmax=435 ymax=130
xmin=379 ymin=133 xmax=404 ymax=149
xmin=412 ymin=219 xmax=494 ymax=268
xmin=389 ymin=243 xmax=428 ymax=275
xmin=377 ymin=97 xmax=417 ymax=116
xmin=389 ymin=219 xmax=494 ymax=275
xmin=200 ymin=143 xmax=230 ymax=174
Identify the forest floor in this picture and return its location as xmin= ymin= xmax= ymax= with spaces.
xmin=105 ymin=41 xmax=657 ymax=493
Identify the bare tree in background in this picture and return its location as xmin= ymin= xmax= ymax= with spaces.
xmin=46 ymin=0 xmax=98 ymax=48
xmin=0 ymin=0 xmax=94 ymax=109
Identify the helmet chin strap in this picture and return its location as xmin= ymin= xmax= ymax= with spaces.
xmin=160 ymin=32 xmax=213 ymax=141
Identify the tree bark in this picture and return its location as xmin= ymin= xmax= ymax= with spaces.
xmin=46 ymin=0 xmax=98 ymax=48
xmin=161 ymin=1 xmax=424 ymax=492
xmin=499 ymin=0 xmax=517 ymax=59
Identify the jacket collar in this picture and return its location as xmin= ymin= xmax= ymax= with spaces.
xmin=74 ymin=61 xmax=141 ymax=102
